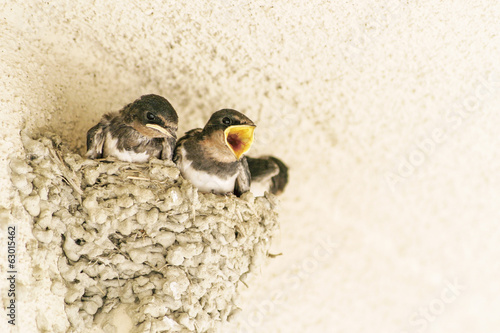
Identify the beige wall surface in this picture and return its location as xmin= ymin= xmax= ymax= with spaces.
xmin=1 ymin=1 xmax=500 ymax=332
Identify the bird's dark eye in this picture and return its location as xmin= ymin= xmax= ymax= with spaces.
xmin=146 ymin=112 xmax=156 ymax=121
xmin=222 ymin=117 xmax=231 ymax=125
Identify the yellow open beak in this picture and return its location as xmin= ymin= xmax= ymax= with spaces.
xmin=224 ymin=125 xmax=255 ymax=160
xmin=145 ymin=124 xmax=174 ymax=137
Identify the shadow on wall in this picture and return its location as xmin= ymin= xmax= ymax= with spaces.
xmin=23 ymin=44 xmax=190 ymax=157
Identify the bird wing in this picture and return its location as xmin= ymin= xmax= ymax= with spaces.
xmin=160 ymin=136 xmax=177 ymax=160
xmin=234 ymin=156 xmax=251 ymax=197
xmin=86 ymin=115 xmax=112 ymax=159
xmin=173 ymin=128 xmax=202 ymax=165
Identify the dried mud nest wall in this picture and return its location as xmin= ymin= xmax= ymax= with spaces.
xmin=10 ymin=132 xmax=279 ymax=332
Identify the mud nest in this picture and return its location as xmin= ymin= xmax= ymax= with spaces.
xmin=10 ymin=132 xmax=279 ymax=332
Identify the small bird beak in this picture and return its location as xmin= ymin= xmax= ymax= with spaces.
xmin=145 ymin=124 xmax=175 ymax=138
xmin=224 ymin=125 xmax=255 ymax=160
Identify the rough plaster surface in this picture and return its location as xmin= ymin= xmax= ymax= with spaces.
xmin=1 ymin=1 xmax=500 ymax=332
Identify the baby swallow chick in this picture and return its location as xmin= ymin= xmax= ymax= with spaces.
xmin=246 ymin=155 xmax=289 ymax=196
xmin=174 ymin=109 xmax=255 ymax=196
xmin=86 ymin=94 xmax=178 ymax=162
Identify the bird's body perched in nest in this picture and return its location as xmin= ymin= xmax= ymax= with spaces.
xmin=174 ymin=109 xmax=255 ymax=196
xmin=86 ymin=94 xmax=178 ymax=162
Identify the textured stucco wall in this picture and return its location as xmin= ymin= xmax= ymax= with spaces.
xmin=1 ymin=1 xmax=500 ymax=332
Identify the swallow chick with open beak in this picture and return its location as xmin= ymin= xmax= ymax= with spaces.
xmin=86 ymin=94 xmax=178 ymax=162
xmin=246 ymin=155 xmax=289 ymax=196
xmin=173 ymin=109 xmax=255 ymax=196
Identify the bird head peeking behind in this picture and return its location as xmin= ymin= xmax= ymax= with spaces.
xmin=202 ymin=109 xmax=256 ymax=161
xmin=121 ymin=94 xmax=178 ymax=139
